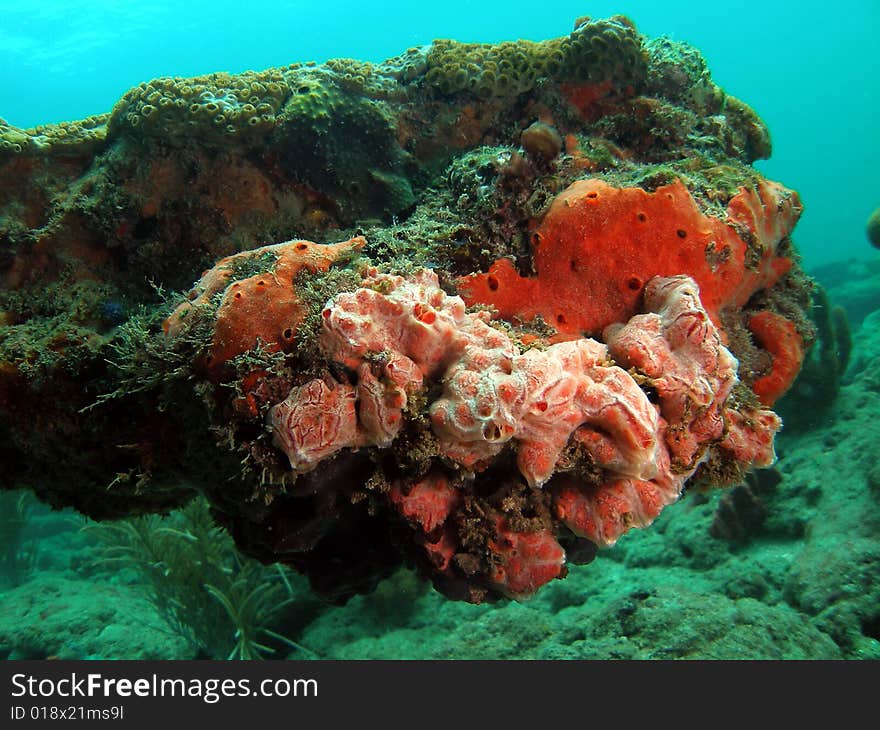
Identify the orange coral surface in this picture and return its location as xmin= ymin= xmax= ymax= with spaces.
xmin=748 ymin=310 xmax=805 ymax=406
xmin=164 ymin=236 xmax=363 ymax=373
xmin=459 ymin=177 xmax=801 ymax=337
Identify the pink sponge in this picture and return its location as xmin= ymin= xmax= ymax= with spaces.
xmin=269 ymin=378 xmax=359 ymax=472
xmin=268 ymin=268 xmax=783 ymax=587
xmin=431 ymin=337 xmax=661 ymax=487
xmin=550 ymin=275 xmax=780 ymax=547
xmin=319 ymin=268 xmax=661 ymax=488
xmin=605 ymin=275 xmax=738 ymax=469
xmin=488 ymin=517 xmax=567 ymax=600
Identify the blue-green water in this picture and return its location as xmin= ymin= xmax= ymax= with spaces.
xmin=1 ymin=1 xmax=879 ymax=661
xmin=2 ymin=0 xmax=878 ymax=268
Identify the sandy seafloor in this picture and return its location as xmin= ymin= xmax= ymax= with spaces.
xmin=1 ymin=263 xmax=878 ymax=661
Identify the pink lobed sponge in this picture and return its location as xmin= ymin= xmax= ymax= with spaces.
xmin=604 ymin=275 xmax=739 ymax=470
xmin=267 ymin=267 xmax=783 ymax=594
xmin=430 ymin=337 xmax=661 ymax=486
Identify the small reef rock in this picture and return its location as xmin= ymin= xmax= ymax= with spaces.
xmin=0 ymin=16 xmax=813 ymax=603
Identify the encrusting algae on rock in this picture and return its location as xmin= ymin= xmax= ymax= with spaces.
xmin=0 ymin=15 xmax=814 ymax=603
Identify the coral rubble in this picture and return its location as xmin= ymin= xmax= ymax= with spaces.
xmin=0 ymin=16 xmax=812 ymax=602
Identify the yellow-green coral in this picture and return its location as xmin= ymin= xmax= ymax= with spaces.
xmin=108 ymin=69 xmax=292 ymax=142
xmin=1 ymin=115 xmax=108 ymax=157
xmin=274 ymin=67 xmax=413 ymax=220
xmin=324 ymin=57 xmax=379 ymax=95
xmin=721 ymin=95 xmax=772 ymax=162
xmin=320 ymin=54 xmax=423 ymax=100
xmin=0 ymin=119 xmax=28 ymax=155
xmin=378 ymin=46 xmax=429 ymax=85
xmin=645 ymin=37 xmax=723 ymax=112
xmin=424 ymin=16 xmax=646 ymax=99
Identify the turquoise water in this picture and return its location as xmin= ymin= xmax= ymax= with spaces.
xmin=1 ymin=2 xmax=879 ymax=661
xmin=2 ymin=0 xmax=879 ymax=267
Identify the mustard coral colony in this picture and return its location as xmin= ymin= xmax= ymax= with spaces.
xmin=0 ymin=16 xmax=814 ymax=602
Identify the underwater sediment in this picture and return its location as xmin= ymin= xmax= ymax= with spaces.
xmin=0 ymin=16 xmax=813 ymax=604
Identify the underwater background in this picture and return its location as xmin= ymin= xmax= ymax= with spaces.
xmin=1 ymin=0 xmax=879 ymax=659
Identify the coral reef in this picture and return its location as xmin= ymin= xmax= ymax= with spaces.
xmin=163 ymin=267 xmax=780 ymax=602
xmin=0 ymin=16 xmax=812 ymax=603
xmin=1 ymin=114 xmax=108 ymax=157
xmin=424 ymin=16 xmax=646 ymax=99
xmin=108 ymin=70 xmax=289 ymax=143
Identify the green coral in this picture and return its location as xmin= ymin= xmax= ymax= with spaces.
xmin=274 ymin=69 xmax=414 ymax=221
xmin=376 ymin=46 xmax=430 ymax=85
xmin=107 ymin=69 xmax=292 ymax=143
xmin=321 ymin=54 xmax=428 ymax=99
xmin=645 ymin=38 xmax=723 ymax=112
xmin=325 ymin=57 xmax=377 ymax=94
xmin=644 ymin=38 xmax=769 ymax=163
xmin=1 ymin=115 xmax=108 ymax=158
xmin=424 ymin=15 xmax=646 ymax=99
xmin=721 ymin=95 xmax=772 ymax=162
xmin=0 ymin=118 xmax=29 ymax=155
